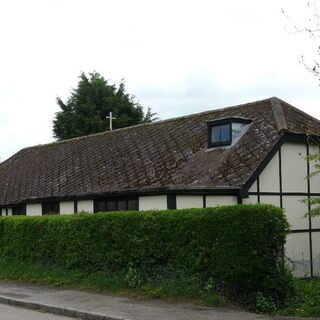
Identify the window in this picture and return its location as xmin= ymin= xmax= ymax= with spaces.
xmin=128 ymin=199 xmax=138 ymax=210
xmin=207 ymin=117 xmax=252 ymax=148
xmin=107 ymin=200 xmax=116 ymax=211
xmin=42 ymin=201 xmax=60 ymax=215
xmin=118 ymin=200 xmax=127 ymax=211
xmin=208 ymin=123 xmax=231 ymax=147
xmin=94 ymin=197 xmax=138 ymax=212
xmin=12 ymin=205 xmax=26 ymax=216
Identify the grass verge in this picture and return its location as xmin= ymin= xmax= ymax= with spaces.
xmin=0 ymin=258 xmax=225 ymax=307
xmin=1 ymin=257 xmax=318 ymax=317
xmin=279 ymin=278 xmax=320 ymax=317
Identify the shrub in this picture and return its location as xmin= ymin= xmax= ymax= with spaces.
xmin=281 ymin=278 xmax=320 ymax=317
xmin=0 ymin=204 xmax=291 ymax=305
xmin=256 ymin=291 xmax=277 ymax=314
xmin=125 ymin=263 xmax=142 ymax=289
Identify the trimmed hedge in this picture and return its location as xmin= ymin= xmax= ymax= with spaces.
xmin=0 ymin=204 xmax=290 ymax=304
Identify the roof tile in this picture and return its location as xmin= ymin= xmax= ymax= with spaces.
xmin=0 ymin=97 xmax=320 ymax=205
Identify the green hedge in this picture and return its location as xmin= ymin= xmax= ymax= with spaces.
xmin=0 ymin=204 xmax=290 ymax=303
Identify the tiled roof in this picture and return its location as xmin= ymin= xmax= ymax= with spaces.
xmin=1 ymin=97 xmax=320 ymax=205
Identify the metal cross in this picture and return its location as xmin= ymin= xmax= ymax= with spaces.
xmin=106 ymin=112 xmax=116 ymax=131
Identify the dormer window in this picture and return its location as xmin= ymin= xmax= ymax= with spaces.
xmin=207 ymin=117 xmax=252 ymax=148
xmin=210 ymin=123 xmax=232 ymax=147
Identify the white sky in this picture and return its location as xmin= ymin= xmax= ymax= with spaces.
xmin=1 ymin=0 xmax=320 ymax=160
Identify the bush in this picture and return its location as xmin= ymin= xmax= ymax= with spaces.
xmin=281 ymin=278 xmax=320 ymax=317
xmin=0 ymin=204 xmax=291 ymax=305
xmin=256 ymin=291 xmax=277 ymax=314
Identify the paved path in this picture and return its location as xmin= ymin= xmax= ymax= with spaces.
xmin=0 ymin=280 xmax=270 ymax=320
xmin=0 ymin=302 xmax=73 ymax=320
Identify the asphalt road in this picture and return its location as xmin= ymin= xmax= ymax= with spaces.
xmin=0 ymin=280 xmax=268 ymax=320
xmin=0 ymin=303 xmax=73 ymax=320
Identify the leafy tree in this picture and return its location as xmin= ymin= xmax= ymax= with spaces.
xmin=53 ymin=72 xmax=158 ymax=140
xmin=303 ymin=140 xmax=320 ymax=217
xmin=282 ymin=2 xmax=320 ymax=81
xmin=283 ymin=3 xmax=320 ymax=216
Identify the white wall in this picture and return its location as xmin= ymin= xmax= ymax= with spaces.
xmin=312 ymin=232 xmax=320 ymax=277
xmin=0 ymin=208 xmax=13 ymax=216
xmin=282 ymin=143 xmax=307 ymax=193
xmin=282 ymin=196 xmax=309 ymax=230
xmin=248 ymin=180 xmax=257 ymax=193
xmin=77 ymin=200 xmax=94 ymax=213
xmin=309 ymin=145 xmax=320 ymax=193
xmin=60 ymin=201 xmax=74 ymax=215
xmin=312 ymin=215 xmax=320 ymax=229
xmin=242 ymin=195 xmax=258 ymax=204
xmin=176 ymin=195 xmax=203 ymax=209
xmin=259 ymin=152 xmax=280 ymax=192
xmin=286 ymin=233 xmax=311 ymax=278
xmin=206 ymin=195 xmax=237 ymax=207
xmin=245 ymin=141 xmax=320 ymax=278
xmin=260 ymin=195 xmax=280 ymax=207
xmin=139 ymin=195 xmax=167 ymax=210
xmin=26 ymin=203 xmax=42 ymax=216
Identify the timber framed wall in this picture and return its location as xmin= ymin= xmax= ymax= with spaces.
xmin=244 ymin=141 xmax=320 ymax=277
xmin=0 ymin=137 xmax=318 ymax=278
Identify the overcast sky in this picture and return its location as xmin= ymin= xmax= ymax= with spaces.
xmin=1 ymin=0 xmax=320 ymax=160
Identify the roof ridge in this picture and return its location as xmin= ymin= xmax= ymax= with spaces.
xmin=2 ymin=96 xmax=318 ymax=206
xmin=18 ymin=97 xmax=272 ymax=152
xmin=270 ymin=97 xmax=288 ymax=134
xmin=0 ymin=149 xmax=25 ymax=169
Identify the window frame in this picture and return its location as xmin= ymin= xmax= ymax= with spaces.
xmin=94 ymin=196 xmax=139 ymax=212
xmin=207 ymin=122 xmax=232 ymax=148
xmin=12 ymin=205 xmax=26 ymax=216
xmin=207 ymin=117 xmax=252 ymax=148
xmin=42 ymin=201 xmax=60 ymax=215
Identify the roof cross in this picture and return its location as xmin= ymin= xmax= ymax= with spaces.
xmin=106 ymin=112 xmax=116 ymax=131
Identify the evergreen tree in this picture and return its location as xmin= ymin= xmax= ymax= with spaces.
xmin=53 ymin=72 xmax=157 ymax=140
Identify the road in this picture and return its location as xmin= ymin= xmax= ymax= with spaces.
xmin=0 ymin=280 xmax=269 ymax=320
xmin=0 ymin=303 xmax=73 ymax=320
